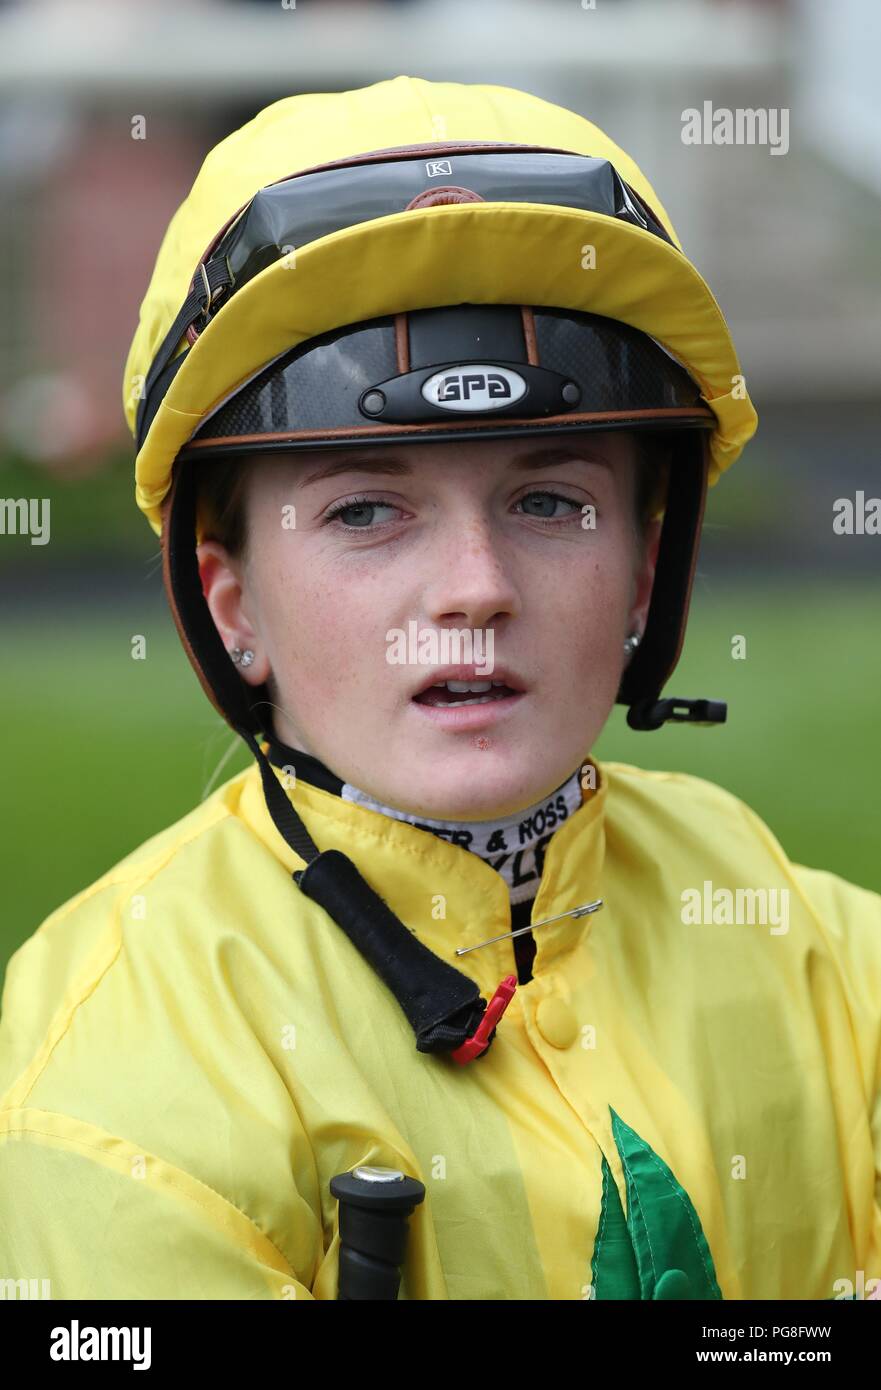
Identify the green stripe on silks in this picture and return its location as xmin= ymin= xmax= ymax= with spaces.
xmin=590 ymin=1154 xmax=642 ymax=1298
xmin=608 ymin=1108 xmax=723 ymax=1300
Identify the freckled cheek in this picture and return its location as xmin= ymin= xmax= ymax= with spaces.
xmin=534 ymin=547 xmax=632 ymax=687
xmin=263 ymin=562 xmax=387 ymax=710
xmin=276 ymin=588 xmax=347 ymax=685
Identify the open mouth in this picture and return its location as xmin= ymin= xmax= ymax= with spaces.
xmin=412 ymin=679 xmax=521 ymax=708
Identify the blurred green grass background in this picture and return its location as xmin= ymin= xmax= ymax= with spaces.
xmin=2 ymin=579 xmax=879 ymax=985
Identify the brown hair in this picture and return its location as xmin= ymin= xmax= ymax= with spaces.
xmin=195 ymin=432 xmax=672 ymax=557
xmin=633 ymin=431 xmax=673 ymax=531
xmin=196 ymin=456 xmax=250 ymax=556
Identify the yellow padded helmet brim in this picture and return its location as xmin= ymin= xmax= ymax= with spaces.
xmin=133 ymin=202 xmax=755 ymax=536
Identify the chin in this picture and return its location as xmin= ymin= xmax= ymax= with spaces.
xmin=393 ymin=764 xmax=557 ymax=823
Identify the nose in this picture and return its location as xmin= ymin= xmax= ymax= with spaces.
xmin=422 ymin=511 xmax=521 ymax=630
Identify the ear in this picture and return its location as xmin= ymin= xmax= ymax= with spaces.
xmin=196 ymin=540 xmax=269 ymax=685
xmin=628 ymin=517 xmax=663 ymax=636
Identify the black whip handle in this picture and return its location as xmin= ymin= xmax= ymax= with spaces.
xmin=330 ymin=1167 xmax=426 ymax=1300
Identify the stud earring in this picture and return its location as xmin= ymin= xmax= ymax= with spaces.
xmin=230 ymin=647 xmax=255 ymax=668
xmin=623 ymin=632 xmax=641 ymax=658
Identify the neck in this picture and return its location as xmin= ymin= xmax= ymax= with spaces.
xmin=264 ymin=737 xmax=586 ymax=905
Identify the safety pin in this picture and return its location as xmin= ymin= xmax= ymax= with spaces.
xmin=455 ymin=899 xmax=604 ymax=957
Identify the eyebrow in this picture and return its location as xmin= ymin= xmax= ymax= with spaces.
xmin=298 ymin=445 xmax=613 ymax=488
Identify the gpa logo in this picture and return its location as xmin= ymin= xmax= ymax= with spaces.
xmin=425 ymin=159 xmax=452 ymax=177
xmin=422 ymin=365 xmax=527 ymax=413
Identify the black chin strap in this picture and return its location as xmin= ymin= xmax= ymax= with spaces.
xmin=293 ymin=848 xmax=487 ymax=1054
xmin=237 ymin=726 xmax=490 ymax=1057
xmin=237 ymin=726 xmax=323 ymax=865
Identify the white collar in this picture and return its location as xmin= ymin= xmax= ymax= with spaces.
xmin=340 ymin=768 xmax=585 ymax=905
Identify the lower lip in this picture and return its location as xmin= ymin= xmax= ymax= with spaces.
xmin=409 ymin=691 xmax=526 ymax=729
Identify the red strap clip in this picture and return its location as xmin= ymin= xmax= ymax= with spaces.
xmin=450 ymin=974 xmax=518 ymax=1065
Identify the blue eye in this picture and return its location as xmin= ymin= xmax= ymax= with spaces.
xmin=323 ymin=489 xmax=583 ymax=533
xmin=324 ymin=496 xmax=399 ymax=530
xmin=517 ymin=490 xmax=580 ymax=518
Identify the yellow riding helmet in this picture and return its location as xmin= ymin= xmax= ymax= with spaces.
xmin=124 ymin=75 xmax=757 ymax=742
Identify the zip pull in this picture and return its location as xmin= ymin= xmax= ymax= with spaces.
xmin=450 ymin=974 xmax=518 ymax=1065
